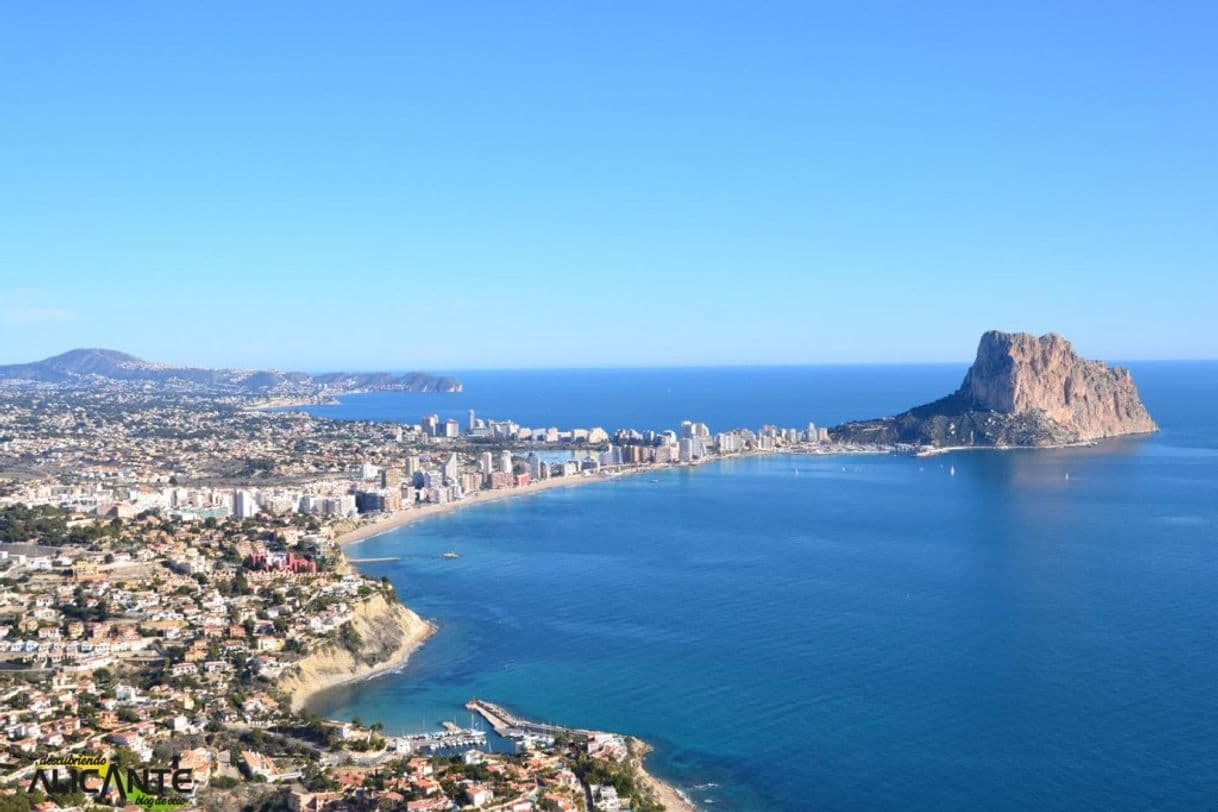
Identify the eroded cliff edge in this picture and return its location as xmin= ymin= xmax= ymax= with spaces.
xmin=832 ymin=331 xmax=1158 ymax=448
xmin=280 ymin=591 xmax=434 ymax=711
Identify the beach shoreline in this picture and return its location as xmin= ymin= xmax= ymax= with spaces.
xmin=328 ymin=462 xmax=733 ymax=809
xmin=283 ymin=592 xmax=436 ymax=712
xmin=629 ymin=737 xmax=697 ymax=811
xmin=331 ymin=457 xmax=726 ymax=547
xmin=332 ymin=444 xmax=902 ymax=549
xmin=296 ymin=618 xmax=436 ymax=711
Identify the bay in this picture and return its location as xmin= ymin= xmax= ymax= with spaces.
xmin=308 ymin=362 xmax=1218 ymax=810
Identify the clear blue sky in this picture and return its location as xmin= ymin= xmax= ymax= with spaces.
xmin=2 ymin=2 xmax=1215 ymax=370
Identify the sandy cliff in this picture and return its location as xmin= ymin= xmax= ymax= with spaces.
xmin=280 ymin=591 xmax=434 ymax=711
xmin=833 ymin=330 xmax=1158 ymax=447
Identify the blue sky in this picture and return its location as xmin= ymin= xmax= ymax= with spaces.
xmin=2 ymin=2 xmax=1215 ymax=369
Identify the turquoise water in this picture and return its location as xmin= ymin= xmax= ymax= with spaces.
xmin=310 ymin=363 xmax=1218 ymax=810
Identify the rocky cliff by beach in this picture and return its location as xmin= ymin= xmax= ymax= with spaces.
xmin=832 ymin=331 xmax=1158 ymax=448
xmin=279 ymin=591 xmax=434 ymax=710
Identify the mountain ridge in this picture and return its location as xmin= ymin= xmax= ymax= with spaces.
xmin=0 ymin=348 xmax=462 ymax=394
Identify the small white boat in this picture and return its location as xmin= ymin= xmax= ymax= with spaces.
xmin=949 ymin=465 xmax=956 ymax=476
xmin=442 ymin=551 xmax=460 ymax=560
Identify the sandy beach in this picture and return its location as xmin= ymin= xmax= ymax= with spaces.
xmin=333 ymin=463 xmax=668 ymax=547
xmin=334 ymin=444 xmax=873 ymax=547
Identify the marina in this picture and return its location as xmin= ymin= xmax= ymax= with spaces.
xmin=390 ymin=726 xmax=487 ymax=753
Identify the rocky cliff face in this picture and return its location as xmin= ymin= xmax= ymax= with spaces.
xmin=279 ymin=592 xmax=434 ymax=710
xmin=832 ymin=331 xmax=1158 ymax=448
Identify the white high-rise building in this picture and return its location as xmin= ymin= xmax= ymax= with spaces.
xmin=233 ymin=489 xmax=259 ymax=519
xmin=442 ymin=454 xmax=459 ymax=484
xmin=527 ymin=452 xmax=548 ymax=480
xmin=716 ymin=433 xmax=742 ymax=454
xmin=499 ymin=449 xmax=513 ymax=473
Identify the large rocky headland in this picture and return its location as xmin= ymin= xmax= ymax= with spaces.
xmin=832 ymin=331 xmax=1158 ymax=448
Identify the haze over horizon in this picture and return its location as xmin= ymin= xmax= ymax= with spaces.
xmin=3 ymin=2 xmax=1216 ymax=368
xmin=2 ymin=340 xmax=1212 ymax=375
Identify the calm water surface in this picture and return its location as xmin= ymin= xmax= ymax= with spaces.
xmin=309 ymin=363 xmax=1218 ymax=810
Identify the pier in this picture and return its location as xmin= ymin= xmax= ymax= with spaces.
xmin=465 ymin=698 xmax=578 ymax=740
xmin=345 ymin=556 xmax=401 ymax=563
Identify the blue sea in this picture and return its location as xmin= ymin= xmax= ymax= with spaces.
xmin=303 ymin=363 xmax=1218 ymax=810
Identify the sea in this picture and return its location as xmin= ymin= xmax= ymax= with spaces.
xmin=295 ymin=363 xmax=1218 ymax=810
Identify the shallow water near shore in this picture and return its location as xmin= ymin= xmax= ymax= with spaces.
xmin=309 ymin=362 xmax=1218 ymax=810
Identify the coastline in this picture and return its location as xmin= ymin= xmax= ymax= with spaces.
xmin=332 ymin=445 xmax=901 ymax=548
xmin=466 ymin=699 xmax=695 ymax=812
xmin=912 ymin=439 xmax=1101 ymax=457
xmin=629 ymin=737 xmax=697 ymax=812
xmin=331 ymin=464 xmax=732 ymax=810
xmin=332 ymin=459 xmax=721 ymax=547
xmin=305 ymin=436 xmax=1148 ymax=804
xmin=243 ymin=395 xmax=341 ymax=411
xmin=281 ymin=592 xmax=436 ymax=712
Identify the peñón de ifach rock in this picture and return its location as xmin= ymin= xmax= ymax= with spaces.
xmin=831 ymin=331 xmax=1158 ymax=448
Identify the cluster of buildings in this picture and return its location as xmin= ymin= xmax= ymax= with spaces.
xmin=0 ymin=504 xmax=667 ymax=811
xmin=0 ymin=516 xmax=371 ymax=757
xmin=0 ymin=383 xmax=857 ymax=809
xmin=0 ymin=386 xmax=409 ymax=487
xmin=419 ymin=409 xmax=612 ymax=446
xmin=339 ymin=413 xmax=836 ymax=521
xmin=281 ymin=746 xmax=594 ymax=811
xmin=3 ymin=395 xmax=842 ymax=532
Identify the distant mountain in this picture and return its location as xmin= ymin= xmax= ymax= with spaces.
xmin=0 ymin=348 xmax=462 ymax=394
xmin=832 ymin=331 xmax=1157 ymax=448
